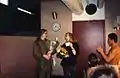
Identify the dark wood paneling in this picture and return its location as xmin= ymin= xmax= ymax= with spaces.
xmin=0 ymin=36 xmax=36 ymax=78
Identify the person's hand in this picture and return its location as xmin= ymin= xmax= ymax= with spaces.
xmin=97 ymin=46 xmax=104 ymax=53
xmin=43 ymin=54 xmax=50 ymax=60
xmin=65 ymin=55 xmax=69 ymax=58
xmin=47 ymin=50 xmax=52 ymax=56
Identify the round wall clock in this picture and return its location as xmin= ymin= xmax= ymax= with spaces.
xmin=51 ymin=22 xmax=61 ymax=32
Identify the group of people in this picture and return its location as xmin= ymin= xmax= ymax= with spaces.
xmin=87 ymin=33 xmax=120 ymax=78
xmin=33 ymin=29 xmax=79 ymax=78
xmin=33 ymin=28 xmax=120 ymax=78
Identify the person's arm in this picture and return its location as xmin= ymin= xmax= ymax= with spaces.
xmin=118 ymin=60 xmax=120 ymax=71
xmin=87 ymin=68 xmax=91 ymax=78
xmin=101 ymin=51 xmax=115 ymax=62
xmin=33 ymin=41 xmax=50 ymax=60
xmin=97 ymin=47 xmax=116 ymax=63
xmin=70 ymin=42 xmax=79 ymax=55
xmin=33 ymin=41 xmax=42 ymax=60
xmin=73 ymin=42 xmax=79 ymax=55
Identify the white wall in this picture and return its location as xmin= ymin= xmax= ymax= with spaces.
xmin=72 ymin=0 xmax=105 ymax=21
xmin=41 ymin=1 xmax=72 ymax=41
xmin=41 ymin=1 xmax=72 ymax=75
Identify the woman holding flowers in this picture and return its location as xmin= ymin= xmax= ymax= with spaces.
xmin=57 ymin=32 xmax=79 ymax=78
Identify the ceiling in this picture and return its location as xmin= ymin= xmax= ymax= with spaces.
xmin=41 ymin=0 xmax=105 ymax=15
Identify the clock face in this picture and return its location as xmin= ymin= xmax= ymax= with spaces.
xmin=51 ymin=22 xmax=61 ymax=32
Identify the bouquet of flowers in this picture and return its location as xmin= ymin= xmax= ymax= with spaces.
xmin=56 ymin=47 xmax=69 ymax=59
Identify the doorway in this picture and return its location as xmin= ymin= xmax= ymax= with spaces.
xmin=73 ymin=20 xmax=105 ymax=78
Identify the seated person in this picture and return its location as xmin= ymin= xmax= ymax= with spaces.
xmin=87 ymin=53 xmax=119 ymax=78
xmin=87 ymin=53 xmax=100 ymax=78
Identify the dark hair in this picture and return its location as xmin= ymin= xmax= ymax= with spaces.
xmin=36 ymin=29 xmax=47 ymax=41
xmin=108 ymin=33 xmax=118 ymax=43
xmin=88 ymin=53 xmax=100 ymax=67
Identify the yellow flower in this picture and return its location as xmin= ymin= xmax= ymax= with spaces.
xmin=60 ymin=52 xmax=64 ymax=55
xmin=56 ymin=46 xmax=69 ymax=58
xmin=60 ymin=47 xmax=67 ymax=53
xmin=57 ymin=48 xmax=61 ymax=52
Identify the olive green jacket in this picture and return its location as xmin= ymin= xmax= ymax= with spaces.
xmin=33 ymin=39 xmax=59 ymax=62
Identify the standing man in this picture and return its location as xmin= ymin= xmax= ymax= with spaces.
xmin=97 ymin=33 xmax=120 ymax=65
xmin=96 ymin=33 xmax=120 ymax=77
xmin=33 ymin=29 xmax=59 ymax=78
